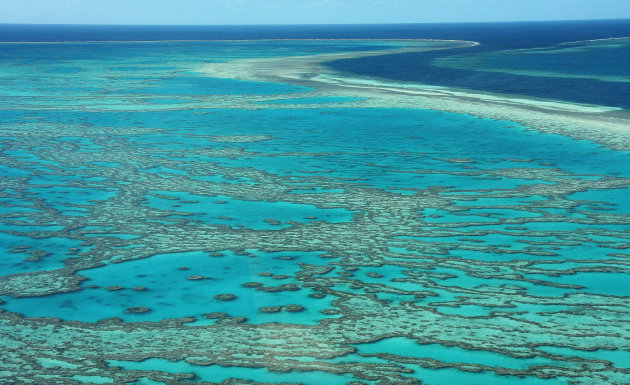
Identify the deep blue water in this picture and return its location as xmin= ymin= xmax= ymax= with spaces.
xmin=2 ymin=20 xmax=629 ymax=46
xmin=3 ymin=20 xmax=630 ymax=108
xmin=324 ymin=19 xmax=630 ymax=108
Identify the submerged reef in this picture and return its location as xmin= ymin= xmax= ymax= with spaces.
xmin=0 ymin=39 xmax=629 ymax=384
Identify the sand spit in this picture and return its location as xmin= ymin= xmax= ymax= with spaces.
xmin=200 ymin=40 xmax=630 ymax=151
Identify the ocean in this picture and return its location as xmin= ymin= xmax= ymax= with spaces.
xmin=1 ymin=20 xmax=629 ymax=385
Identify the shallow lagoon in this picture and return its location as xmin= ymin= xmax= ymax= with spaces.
xmin=142 ymin=190 xmax=354 ymax=229
xmin=2 ymin=250 xmax=334 ymax=324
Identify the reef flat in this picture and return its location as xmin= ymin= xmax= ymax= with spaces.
xmin=1 ymin=37 xmax=629 ymax=385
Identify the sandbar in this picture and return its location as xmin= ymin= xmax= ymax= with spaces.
xmin=200 ymin=39 xmax=630 ymax=151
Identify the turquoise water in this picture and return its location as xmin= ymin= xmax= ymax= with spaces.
xmin=536 ymin=346 xmax=630 ymax=368
xmin=142 ymin=190 xmax=354 ymax=229
xmin=354 ymin=338 xmax=558 ymax=370
xmin=126 ymin=76 xmax=311 ymax=96
xmin=0 ymin=37 xmax=629 ymax=384
xmin=2 ymin=250 xmax=333 ymax=324
xmin=0 ymin=233 xmax=88 ymax=275
xmin=256 ymin=96 xmax=364 ymax=104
